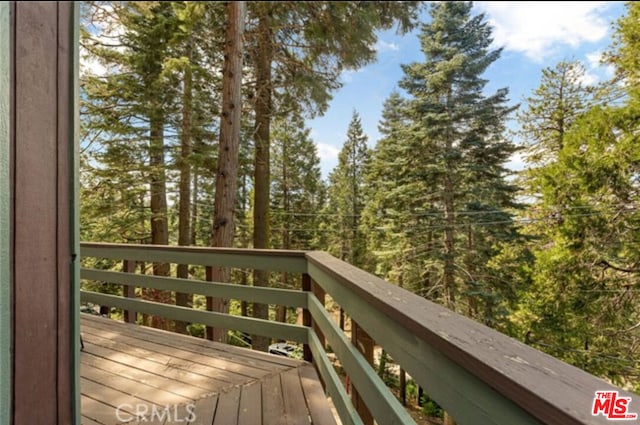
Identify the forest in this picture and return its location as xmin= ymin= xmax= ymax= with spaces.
xmin=79 ymin=0 xmax=640 ymax=401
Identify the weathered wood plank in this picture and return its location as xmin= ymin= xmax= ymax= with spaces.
xmin=212 ymin=386 xmax=241 ymax=425
xmin=81 ymin=330 xmax=250 ymax=385
xmin=83 ymin=314 xmax=303 ymax=369
xmin=261 ymin=373 xmax=286 ymax=425
xmin=82 ymin=362 xmax=193 ymax=406
xmin=81 ymin=352 xmax=213 ymax=400
xmin=13 ymin=3 xmax=60 ymax=423
xmin=81 ymin=393 xmax=132 ymax=425
xmin=81 ymin=377 xmax=152 ymax=423
xmin=80 ymin=315 xmax=335 ymax=425
xmin=80 ymin=414 xmax=104 ymax=425
xmin=281 ymin=368 xmax=310 ymax=425
xmin=299 ymin=365 xmax=337 ymax=425
xmin=82 ymin=320 xmax=287 ymax=381
xmin=81 ymin=339 xmax=227 ymax=393
xmin=82 ymin=313 xmax=300 ymax=370
xmin=190 ymin=394 xmax=218 ymax=425
xmin=237 ymin=382 xmax=262 ymax=425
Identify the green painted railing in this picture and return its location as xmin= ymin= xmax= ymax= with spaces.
xmin=80 ymin=243 xmax=636 ymax=425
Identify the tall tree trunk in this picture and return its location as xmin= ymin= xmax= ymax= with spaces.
xmin=176 ymin=44 xmax=193 ymax=335
xmin=207 ymin=1 xmax=246 ymax=342
xmin=443 ymin=88 xmax=456 ymax=311
xmin=443 ymin=86 xmax=457 ymax=425
xmin=191 ymin=171 xmax=198 ymax=245
xmin=149 ymin=107 xmax=170 ymax=330
xmin=465 ymin=225 xmax=478 ymax=319
xmin=277 ymin=134 xmax=289 ymax=326
xmin=252 ymin=7 xmax=273 ymax=352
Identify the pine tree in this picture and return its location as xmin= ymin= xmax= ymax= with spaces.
xmin=518 ymin=60 xmax=591 ymax=166
xmin=362 ymin=91 xmax=433 ymax=290
xmin=513 ymin=2 xmax=640 ymax=389
xmin=325 ymin=111 xmax=369 ymax=267
xmin=393 ymin=2 xmax=519 ymax=320
xmin=270 ymin=112 xmax=324 ymax=322
xmin=246 ymin=1 xmax=421 ymax=351
xmin=270 ymin=113 xmax=324 ymax=252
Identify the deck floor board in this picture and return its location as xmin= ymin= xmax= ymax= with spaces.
xmin=80 ymin=314 xmax=337 ymax=425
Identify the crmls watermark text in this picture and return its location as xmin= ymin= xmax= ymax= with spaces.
xmin=592 ymin=391 xmax=638 ymax=421
xmin=115 ymin=403 xmax=196 ymax=423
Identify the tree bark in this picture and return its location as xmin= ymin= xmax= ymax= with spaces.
xmin=207 ymin=0 xmax=246 ymax=342
xmin=176 ymin=43 xmax=193 ymax=335
xmin=149 ymin=107 xmax=170 ymax=330
xmin=443 ymin=87 xmax=456 ymax=311
xmin=251 ymin=6 xmax=273 ymax=352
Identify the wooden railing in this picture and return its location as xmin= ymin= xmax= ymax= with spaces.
xmin=80 ymin=242 xmax=636 ymax=425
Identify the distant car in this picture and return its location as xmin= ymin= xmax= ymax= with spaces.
xmin=268 ymin=342 xmax=296 ymax=357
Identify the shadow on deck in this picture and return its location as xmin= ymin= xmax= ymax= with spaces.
xmin=80 ymin=314 xmax=337 ymax=425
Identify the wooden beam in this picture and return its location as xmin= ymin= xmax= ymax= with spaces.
xmin=11 ymin=3 xmax=79 ymax=425
xmin=81 ymin=242 xmax=308 ymax=273
xmin=351 ymin=321 xmax=374 ymax=425
xmin=122 ymin=260 xmax=137 ymax=323
xmin=0 ymin=3 xmax=11 ymax=424
xmin=79 ymin=291 xmax=309 ymax=344
xmin=81 ymin=268 xmax=307 ymax=308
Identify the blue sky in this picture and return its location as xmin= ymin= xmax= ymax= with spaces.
xmin=308 ymin=2 xmax=626 ymax=179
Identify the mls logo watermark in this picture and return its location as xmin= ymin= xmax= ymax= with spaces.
xmin=115 ymin=403 xmax=196 ymax=423
xmin=592 ymin=391 xmax=638 ymax=421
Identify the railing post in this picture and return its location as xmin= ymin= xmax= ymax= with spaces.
xmin=311 ymin=279 xmax=326 ymax=351
xmin=351 ymin=320 xmax=374 ymax=425
xmin=122 ymin=260 xmax=136 ymax=323
xmin=302 ymin=274 xmax=326 ymax=361
xmin=302 ymin=273 xmax=312 ymax=362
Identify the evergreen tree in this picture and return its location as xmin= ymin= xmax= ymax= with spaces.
xmin=325 ymin=111 xmax=370 ymax=266
xmin=270 ymin=114 xmax=324 ymax=252
xmin=513 ymin=2 xmax=640 ymax=389
xmin=246 ymin=1 xmax=421 ymax=351
xmin=384 ymin=2 xmax=520 ymax=321
xmin=362 ymin=91 xmax=434 ymax=290
xmin=518 ymin=60 xmax=591 ymax=166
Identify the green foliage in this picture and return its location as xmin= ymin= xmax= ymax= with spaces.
xmin=270 ymin=112 xmax=326 ymax=252
xmin=362 ymin=2 xmax=520 ymax=324
xmin=421 ymin=395 xmax=444 ymax=419
xmin=511 ymin=1 xmax=640 ymax=387
xmin=323 ymin=111 xmax=370 ymax=266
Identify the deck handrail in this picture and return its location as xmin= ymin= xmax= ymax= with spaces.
xmin=80 ymin=242 xmax=636 ymax=425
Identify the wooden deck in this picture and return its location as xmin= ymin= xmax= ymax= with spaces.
xmin=80 ymin=314 xmax=337 ymax=425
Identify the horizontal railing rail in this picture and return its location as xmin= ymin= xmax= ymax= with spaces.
xmin=80 ymin=242 xmax=636 ymax=425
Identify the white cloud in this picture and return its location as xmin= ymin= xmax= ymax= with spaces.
xmin=578 ymin=70 xmax=599 ymax=86
xmin=80 ymin=53 xmax=108 ymax=77
xmin=374 ymin=39 xmax=400 ymax=52
xmin=476 ymin=2 xmax=614 ymax=62
xmin=506 ymin=150 xmax=526 ymax=172
xmin=340 ymin=68 xmax=365 ymax=83
xmin=316 ymin=142 xmax=340 ymax=161
xmin=586 ymin=50 xmax=604 ymax=68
